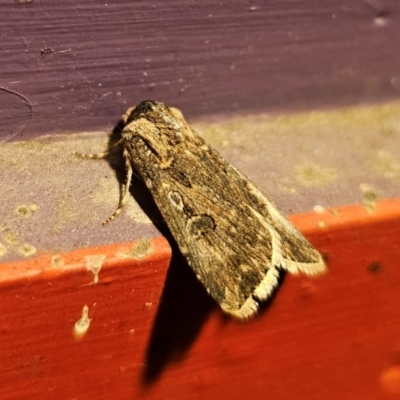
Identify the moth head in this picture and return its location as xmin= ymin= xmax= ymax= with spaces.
xmin=125 ymin=100 xmax=187 ymax=143
xmin=125 ymin=100 xmax=163 ymax=124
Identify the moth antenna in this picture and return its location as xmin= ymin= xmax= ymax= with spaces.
xmin=73 ymin=150 xmax=110 ymax=160
xmin=103 ymin=147 xmax=133 ymax=225
xmin=73 ymin=138 xmax=125 ymax=160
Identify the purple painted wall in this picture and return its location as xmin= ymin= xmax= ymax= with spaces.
xmin=2 ymin=0 xmax=400 ymax=141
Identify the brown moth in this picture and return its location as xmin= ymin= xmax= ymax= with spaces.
xmin=76 ymin=100 xmax=326 ymax=319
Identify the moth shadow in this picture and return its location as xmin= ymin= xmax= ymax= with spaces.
xmin=132 ymin=190 xmax=216 ymax=387
xmin=104 ymin=121 xmax=216 ymax=385
xmin=141 ymin=239 xmax=216 ymax=386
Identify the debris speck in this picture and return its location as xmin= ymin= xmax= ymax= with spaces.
xmin=73 ymin=305 xmax=91 ymax=340
xmin=84 ymin=255 xmax=106 ymax=284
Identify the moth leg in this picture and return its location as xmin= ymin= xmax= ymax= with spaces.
xmin=73 ymin=138 xmax=125 ymax=160
xmin=103 ymin=147 xmax=133 ymax=225
xmin=73 ymin=107 xmax=135 ymax=159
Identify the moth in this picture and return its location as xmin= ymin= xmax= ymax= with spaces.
xmin=76 ymin=100 xmax=326 ymax=319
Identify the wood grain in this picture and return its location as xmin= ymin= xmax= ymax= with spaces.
xmin=2 ymin=0 xmax=400 ymax=141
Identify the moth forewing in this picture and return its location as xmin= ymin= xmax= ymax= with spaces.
xmin=77 ymin=100 xmax=326 ymax=320
xmin=246 ymin=183 xmax=325 ymax=273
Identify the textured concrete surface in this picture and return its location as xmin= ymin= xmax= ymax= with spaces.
xmin=1 ymin=101 xmax=399 ymax=262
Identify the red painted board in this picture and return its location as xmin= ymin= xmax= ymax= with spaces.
xmin=0 ymin=199 xmax=400 ymax=399
xmin=0 ymin=237 xmax=171 ymax=400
